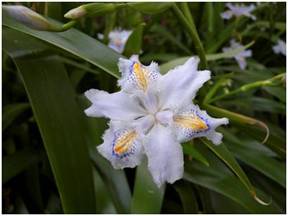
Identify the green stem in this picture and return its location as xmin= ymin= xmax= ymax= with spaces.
xmin=208 ymin=73 xmax=285 ymax=103
xmin=60 ymin=20 xmax=76 ymax=31
xmin=203 ymin=78 xmax=230 ymax=104
xmin=172 ymin=3 xmax=207 ymax=69
xmin=202 ymin=104 xmax=269 ymax=144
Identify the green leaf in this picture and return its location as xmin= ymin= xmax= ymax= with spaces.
xmin=174 ymin=181 xmax=199 ymax=213
xmin=3 ymin=11 xmax=122 ymax=78
xmin=221 ymin=129 xmax=285 ymax=187
xmin=92 ymin=168 xmax=116 ymax=213
xmin=263 ymin=86 xmax=286 ymax=103
xmin=131 ymin=160 xmax=165 ymax=213
xmin=184 ymin=157 xmax=281 ymax=213
xmin=123 ymin=23 xmax=144 ymax=57
xmin=150 ymin=25 xmax=191 ymax=55
xmin=3 ymin=103 xmax=30 ymax=131
xmin=3 ymin=148 xmax=43 ymax=184
xmin=90 ymin=150 xmax=131 ymax=213
xmin=201 ymin=138 xmax=268 ymax=205
xmin=182 ymin=142 xmax=209 ymax=166
xmin=9 ymin=56 xmax=97 ymax=213
xmin=160 ymin=42 xmax=254 ymax=73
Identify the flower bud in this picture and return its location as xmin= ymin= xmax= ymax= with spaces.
xmin=3 ymin=5 xmax=76 ymax=32
xmin=64 ymin=6 xmax=86 ymax=19
xmin=3 ymin=5 xmax=52 ymax=31
xmin=64 ymin=3 xmax=121 ymax=20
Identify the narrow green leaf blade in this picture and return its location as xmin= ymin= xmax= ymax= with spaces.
xmin=201 ymin=139 xmax=258 ymax=200
xmin=131 ymin=160 xmax=165 ymax=213
xmin=184 ymin=160 xmax=281 ymax=213
xmin=11 ymin=57 xmax=96 ymax=213
xmin=123 ymin=23 xmax=144 ymax=57
xmin=182 ymin=142 xmax=209 ymax=166
xmin=3 ymin=10 xmax=122 ymax=78
xmin=222 ymin=129 xmax=285 ymax=187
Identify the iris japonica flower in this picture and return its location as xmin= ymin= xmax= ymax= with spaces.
xmin=272 ymin=39 xmax=286 ymax=56
xmin=84 ymin=56 xmax=229 ymax=187
xmin=107 ymin=29 xmax=132 ymax=53
xmin=221 ymin=3 xmax=256 ymax=20
xmin=223 ymin=39 xmax=252 ymax=70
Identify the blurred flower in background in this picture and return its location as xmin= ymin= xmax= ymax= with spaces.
xmin=107 ymin=29 xmax=132 ymax=53
xmin=272 ymin=39 xmax=286 ymax=56
xmin=221 ymin=3 xmax=256 ymax=20
xmin=223 ymin=39 xmax=252 ymax=70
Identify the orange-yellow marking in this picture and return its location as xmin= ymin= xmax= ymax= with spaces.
xmin=114 ymin=131 xmax=137 ymax=155
xmin=174 ymin=115 xmax=208 ymax=131
xmin=133 ymin=63 xmax=148 ymax=91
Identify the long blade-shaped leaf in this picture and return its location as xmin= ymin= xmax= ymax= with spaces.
xmin=131 ymin=160 xmax=165 ymax=213
xmin=221 ymin=129 xmax=285 ymax=187
xmin=4 ymin=52 xmax=97 ymax=212
xmin=4 ymin=27 xmax=97 ymax=212
xmin=3 ymin=10 xmax=122 ymax=78
xmin=184 ymin=159 xmax=281 ymax=213
xmin=201 ymin=138 xmax=270 ymax=205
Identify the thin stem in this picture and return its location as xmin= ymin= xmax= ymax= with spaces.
xmin=172 ymin=3 xmax=207 ymax=69
xmin=202 ymin=104 xmax=269 ymax=144
xmin=203 ymin=78 xmax=229 ymax=104
xmin=60 ymin=20 xmax=76 ymax=31
xmin=208 ymin=73 xmax=285 ymax=103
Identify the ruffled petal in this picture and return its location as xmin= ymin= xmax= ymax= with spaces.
xmin=173 ymin=104 xmax=229 ymax=145
xmin=157 ymin=57 xmax=211 ymax=110
xmin=144 ymin=125 xmax=184 ymax=187
xmin=118 ymin=55 xmax=160 ymax=93
xmin=97 ymin=121 xmax=145 ymax=169
xmin=84 ymin=89 xmax=145 ymax=120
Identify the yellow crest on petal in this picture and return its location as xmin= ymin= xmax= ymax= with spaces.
xmin=174 ymin=115 xmax=208 ymax=131
xmin=113 ymin=130 xmax=137 ymax=155
xmin=133 ymin=63 xmax=148 ymax=91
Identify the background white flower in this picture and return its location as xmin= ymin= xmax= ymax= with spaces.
xmin=223 ymin=39 xmax=252 ymax=70
xmin=221 ymin=3 xmax=256 ymax=20
xmin=107 ymin=29 xmax=132 ymax=53
xmin=84 ymin=56 xmax=229 ymax=187
xmin=273 ymin=39 xmax=286 ymax=56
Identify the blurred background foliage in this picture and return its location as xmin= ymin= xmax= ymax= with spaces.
xmin=2 ymin=2 xmax=286 ymax=214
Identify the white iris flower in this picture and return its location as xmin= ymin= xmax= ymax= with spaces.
xmin=108 ymin=29 xmax=132 ymax=53
xmin=272 ymin=39 xmax=286 ymax=56
xmin=223 ymin=39 xmax=252 ymax=70
xmin=221 ymin=3 xmax=256 ymax=20
xmin=84 ymin=56 xmax=229 ymax=187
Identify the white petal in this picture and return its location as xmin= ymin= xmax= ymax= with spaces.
xmin=131 ymin=114 xmax=155 ymax=135
xmin=235 ymin=56 xmax=247 ymax=70
xmin=273 ymin=40 xmax=286 ymax=56
xmin=156 ymin=110 xmax=173 ymax=126
xmin=221 ymin=10 xmax=233 ymax=19
xmin=84 ymin=89 xmax=145 ymax=120
xmin=173 ymin=104 xmax=229 ymax=145
xmin=157 ymin=57 xmax=211 ymax=110
xmin=118 ymin=56 xmax=160 ymax=93
xmin=144 ymin=125 xmax=184 ymax=187
xmin=97 ymin=121 xmax=144 ymax=169
xmin=108 ymin=29 xmax=132 ymax=53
